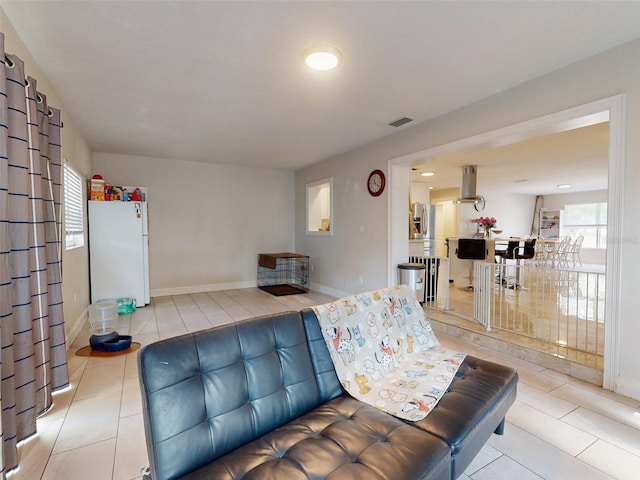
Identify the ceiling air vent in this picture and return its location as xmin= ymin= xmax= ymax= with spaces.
xmin=388 ymin=117 xmax=413 ymax=127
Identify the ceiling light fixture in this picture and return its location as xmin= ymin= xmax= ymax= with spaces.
xmin=421 ymin=172 xmax=434 ymax=177
xmin=557 ymin=184 xmax=572 ymax=189
xmin=302 ymin=45 xmax=343 ymax=71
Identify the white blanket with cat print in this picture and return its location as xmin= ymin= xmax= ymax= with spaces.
xmin=312 ymin=285 xmax=465 ymax=422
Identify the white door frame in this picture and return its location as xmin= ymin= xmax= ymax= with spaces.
xmin=388 ymin=94 xmax=625 ymax=392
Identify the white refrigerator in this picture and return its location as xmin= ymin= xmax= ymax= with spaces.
xmin=88 ymin=200 xmax=149 ymax=307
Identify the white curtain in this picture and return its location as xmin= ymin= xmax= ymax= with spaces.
xmin=1 ymin=32 xmax=69 ymax=477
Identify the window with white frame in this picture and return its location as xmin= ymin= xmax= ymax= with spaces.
xmin=64 ymin=160 xmax=85 ymax=249
xmin=561 ymin=202 xmax=607 ymax=249
xmin=306 ymin=177 xmax=333 ymax=235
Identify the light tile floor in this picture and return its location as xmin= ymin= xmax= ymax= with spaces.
xmin=7 ymin=288 xmax=640 ymax=480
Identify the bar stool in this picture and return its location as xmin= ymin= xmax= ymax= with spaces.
xmin=495 ymin=239 xmax=520 ymax=287
xmin=456 ymin=238 xmax=488 ymax=291
xmin=513 ymin=238 xmax=536 ymax=289
xmin=515 ymin=238 xmax=536 ymax=265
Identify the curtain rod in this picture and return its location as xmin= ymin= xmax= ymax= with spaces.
xmin=4 ymin=54 xmax=59 ymax=118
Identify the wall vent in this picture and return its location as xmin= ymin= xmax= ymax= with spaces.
xmin=389 ymin=117 xmax=413 ymax=127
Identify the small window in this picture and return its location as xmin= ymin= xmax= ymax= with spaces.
xmin=306 ymin=177 xmax=333 ymax=236
xmin=64 ymin=160 xmax=85 ymax=250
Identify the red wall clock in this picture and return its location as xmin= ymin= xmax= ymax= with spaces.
xmin=367 ymin=169 xmax=386 ymax=197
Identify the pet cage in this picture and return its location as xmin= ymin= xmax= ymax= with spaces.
xmin=257 ymin=253 xmax=310 ymax=296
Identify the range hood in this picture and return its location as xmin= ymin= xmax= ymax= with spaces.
xmin=456 ymin=165 xmax=485 ymax=205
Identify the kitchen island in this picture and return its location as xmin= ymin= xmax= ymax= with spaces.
xmin=446 ymin=237 xmax=499 ymax=287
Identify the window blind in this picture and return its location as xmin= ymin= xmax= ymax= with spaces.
xmin=64 ymin=160 xmax=84 ymax=248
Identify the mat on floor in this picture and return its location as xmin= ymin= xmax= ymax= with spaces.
xmin=75 ymin=342 xmax=141 ymax=357
xmin=259 ymin=285 xmax=307 ymax=296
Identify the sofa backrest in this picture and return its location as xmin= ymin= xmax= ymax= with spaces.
xmin=301 ymin=307 xmax=344 ymax=401
xmin=138 ymin=311 xmax=324 ymax=480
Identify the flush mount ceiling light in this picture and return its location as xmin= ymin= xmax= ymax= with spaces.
xmin=558 ymin=184 xmax=572 ymax=189
xmin=302 ymin=45 xmax=343 ymax=71
xmin=421 ymin=172 xmax=434 ymax=177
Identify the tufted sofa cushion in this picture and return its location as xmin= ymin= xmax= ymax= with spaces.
xmin=139 ymin=311 xmax=327 ymax=480
xmin=300 ymin=308 xmax=518 ymax=478
xmin=179 ymin=396 xmax=451 ymax=480
xmin=413 ymin=356 xmax=518 ymax=478
xmin=140 ymin=308 xmax=517 ymax=480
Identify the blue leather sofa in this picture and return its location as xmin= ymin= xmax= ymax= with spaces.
xmin=138 ymin=309 xmax=518 ymax=480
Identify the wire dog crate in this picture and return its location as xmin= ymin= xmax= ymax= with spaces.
xmin=257 ymin=253 xmax=309 ymax=296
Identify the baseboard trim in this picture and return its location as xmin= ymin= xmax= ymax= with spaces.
xmin=66 ymin=306 xmax=89 ymax=349
xmin=150 ymin=280 xmax=257 ymax=298
xmin=615 ymin=376 xmax=640 ymax=402
xmin=152 ymin=282 xmax=350 ymax=300
xmin=308 ymin=282 xmax=351 ymax=299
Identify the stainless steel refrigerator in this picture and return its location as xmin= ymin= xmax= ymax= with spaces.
xmin=411 ymin=203 xmax=436 ymax=256
xmin=88 ymin=198 xmax=149 ymax=307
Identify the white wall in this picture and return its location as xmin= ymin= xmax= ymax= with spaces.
xmin=2 ymin=10 xmax=93 ymax=342
xmin=456 ymin=193 xmax=536 ymax=239
xmin=295 ymin=150 xmax=390 ymax=298
xmin=410 ymin=181 xmax=430 ymax=205
xmin=295 ymin=39 xmax=640 ymax=399
xmin=93 ymin=153 xmax=295 ymax=295
xmin=542 ymin=189 xmax=608 ymax=210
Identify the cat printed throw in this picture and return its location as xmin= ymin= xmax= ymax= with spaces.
xmin=313 ymin=285 xmax=465 ymax=422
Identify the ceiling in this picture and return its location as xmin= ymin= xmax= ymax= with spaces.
xmin=3 ymin=1 xmax=640 ymax=173
xmin=410 ymin=121 xmax=610 ymax=196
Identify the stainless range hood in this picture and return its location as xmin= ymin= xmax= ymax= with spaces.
xmin=456 ymin=165 xmax=486 ymax=207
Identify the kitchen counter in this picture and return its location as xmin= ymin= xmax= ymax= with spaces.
xmin=408 ymin=238 xmax=435 ymax=257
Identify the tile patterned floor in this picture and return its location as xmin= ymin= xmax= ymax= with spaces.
xmin=7 ymin=288 xmax=640 ymax=480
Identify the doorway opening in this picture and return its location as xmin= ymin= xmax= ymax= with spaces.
xmin=388 ymin=95 xmax=624 ymax=392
